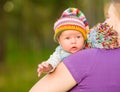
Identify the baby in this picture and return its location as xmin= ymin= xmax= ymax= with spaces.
xmin=37 ymin=7 xmax=89 ymax=77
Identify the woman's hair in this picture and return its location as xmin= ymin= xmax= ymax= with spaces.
xmin=111 ymin=0 xmax=120 ymax=18
xmin=111 ymin=0 xmax=120 ymax=46
xmin=104 ymin=0 xmax=120 ymax=46
xmin=104 ymin=0 xmax=120 ymax=19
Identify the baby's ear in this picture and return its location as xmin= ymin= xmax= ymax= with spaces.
xmin=58 ymin=41 xmax=61 ymax=45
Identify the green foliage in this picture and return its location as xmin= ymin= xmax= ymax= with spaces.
xmin=1 ymin=46 xmax=52 ymax=92
xmin=0 ymin=0 xmax=108 ymax=91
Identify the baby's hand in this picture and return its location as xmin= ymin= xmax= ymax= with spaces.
xmin=37 ymin=62 xmax=52 ymax=77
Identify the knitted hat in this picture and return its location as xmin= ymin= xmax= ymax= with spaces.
xmin=87 ymin=23 xmax=119 ymax=49
xmin=54 ymin=8 xmax=89 ymax=42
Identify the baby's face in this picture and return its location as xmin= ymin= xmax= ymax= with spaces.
xmin=58 ymin=30 xmax=84 ymax=53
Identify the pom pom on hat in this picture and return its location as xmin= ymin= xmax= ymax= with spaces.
xmin=54 ymin=8 xmax=89 ymax=42
xmin=87 ymin=23 xmax=119 ymax=49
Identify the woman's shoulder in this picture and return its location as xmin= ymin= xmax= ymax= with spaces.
xmin=68 ymin=47 xmax=120 ymax=62
xmin=75 ymin=48 xmax=99 ymax=56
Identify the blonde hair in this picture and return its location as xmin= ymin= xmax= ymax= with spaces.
xmin=112 ymin=0 xmax=120 ymax=18
xmin=104 ymin=0 xmax=120 ymax=46
xmin=104 ymin=0 xmax=120 ymax=18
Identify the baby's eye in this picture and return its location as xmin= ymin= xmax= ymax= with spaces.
xmin=65 ymin=37 xmax=70 ymax=39
xmin=77 ymin=36 xmax=81 ymax=38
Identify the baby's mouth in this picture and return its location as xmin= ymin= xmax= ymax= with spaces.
xmin=71 ymin=46 xmax=77 ymax=51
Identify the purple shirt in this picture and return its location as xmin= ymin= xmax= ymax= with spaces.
xmin=63 ymin=48 xmax=120 ymax=92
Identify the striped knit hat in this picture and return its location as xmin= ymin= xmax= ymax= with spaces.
xmin=54 ymin=8 xmax=89 ymax=42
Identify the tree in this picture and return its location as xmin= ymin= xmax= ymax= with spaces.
xmin=0 ymin=0 xmax=7 ymax=62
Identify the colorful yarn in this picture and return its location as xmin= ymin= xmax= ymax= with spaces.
xmin=87 ymin=23 xmax=119 ymax=49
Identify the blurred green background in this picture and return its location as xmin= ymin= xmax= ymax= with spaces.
xmin=0 ymin=0 xmax=108 ymax=91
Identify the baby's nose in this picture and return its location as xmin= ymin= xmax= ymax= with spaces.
xmin=71 ymin=38 xmax=76 ymax=43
